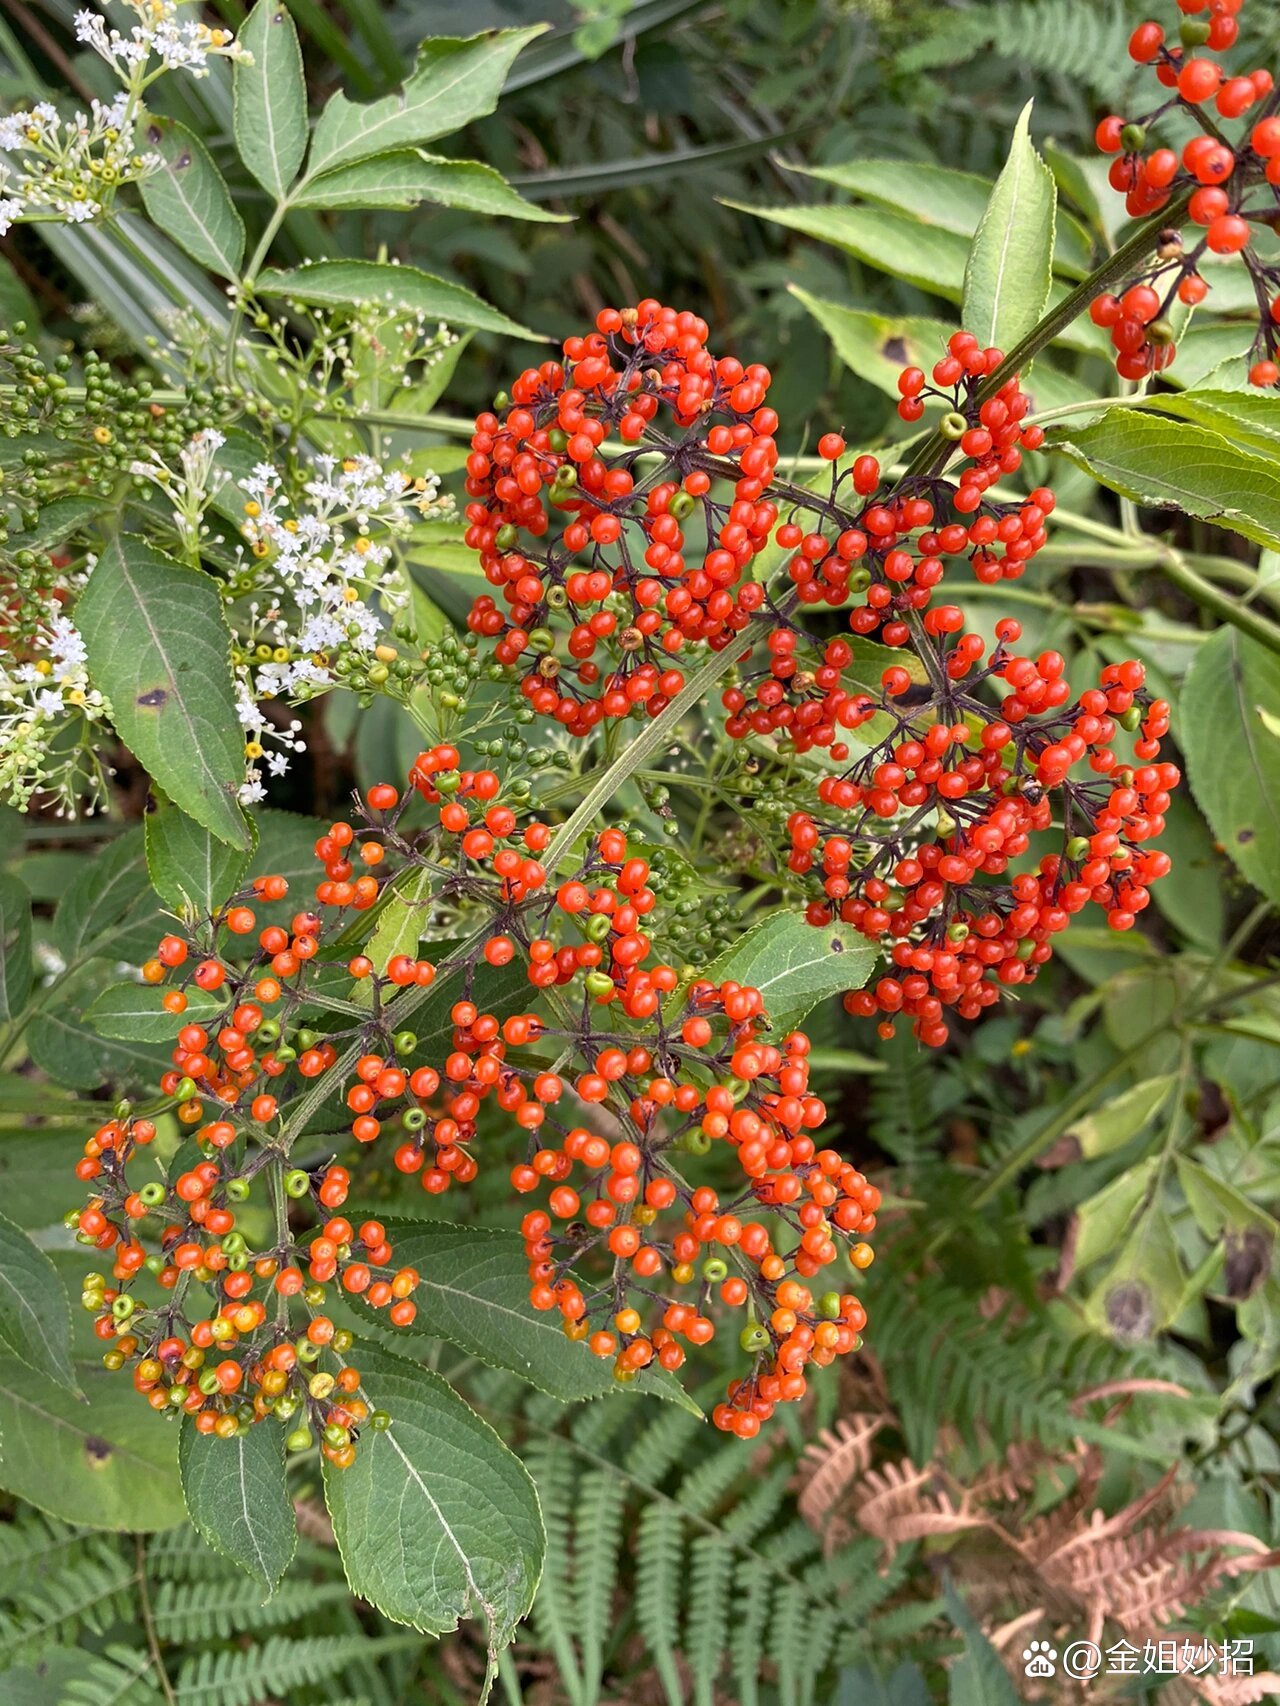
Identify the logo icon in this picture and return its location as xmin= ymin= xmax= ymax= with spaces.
xmin=1022 ymin=1640 xmax=1059 ymax=1679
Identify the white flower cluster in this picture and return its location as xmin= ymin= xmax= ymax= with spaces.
xmin=0 ymin=606 xmax=109 ymax=815
xmin=232 ymin=452 xmax=450 ymax=801
xmin=0 ymin=4 xmax=248 ymax=235
xmin=0 ymin=94 xmax=152 ymax=233
xmin=131 ymin=427 xmax=228 ymax=558
xmin=73 ymin=1 xmax=249 ymax=80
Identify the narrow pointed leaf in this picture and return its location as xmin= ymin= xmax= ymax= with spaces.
xmin=306 ymin=28 xmax=546 ymax=179
xmin=297 ymin=151 xmax=565 ymax=219
xmin=963 ymin=100 xmax=1056 ymax=349
xmin=235 ymin=0 xmax=308 ymax=199
xmin=254 ymin=259 xmax=539 ymax=340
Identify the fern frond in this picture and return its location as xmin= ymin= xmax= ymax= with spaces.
xmin=173 ymin=1634 xmax=421 ymax=1706
xmin=0 ymin=1513 xmax=96 ymax=1596
xmin=150 ymin=1577 xmax=352 ymax=1643
xmin=635 ymin=1500 xmax=686 ymax=1706
xmin=622 ymin=1402 xmax=701 ymax=1485
xmin=62 ymin=1644 xmax=164 ymax=1706
xmin=728 ymin=1556 xmax=773 ymax=1706
xmin=574 ymin=1467 xmax=626 ymax=1704
xmin=524 ymin=1435 xmax=583 ymax=1702
xmin=0 ymin=1542 xmax=135 ymax=1660
xmin=686 ymin=1535 xmax=733 ymax=1706
xmin=895 ymin=0 xmax=1135 ymax=102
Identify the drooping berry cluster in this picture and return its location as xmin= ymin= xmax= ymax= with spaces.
xmin=72 ymin=747 xmax=878 ymax=1437
xmin=1093 ymin=0 xmax=1280 ymax=385
xmin=467 ymin=314 xmax=1179 ymax=1049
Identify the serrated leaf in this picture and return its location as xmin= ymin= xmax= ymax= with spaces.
xmin=963 ymin=100 xmax=1055 ymax=350
xmin=179 ymin=1419 xmax=296 ymax=1592
xmin=1141 ymin=388 xmax=1280 ymax=458
xmin=306 ymin=28 xmax=546 ymax=179
xmin=707 ymin=912 xmax=876 ymax=1033
xmin=145 ymin=798 xmax=255 ymax=917
xmin=138 ymin=117 xmax=245 ymax=279
xmin=53 ymin=828 xmax=157 ymax=966
xmin=254 ymin=259 xmax=539 ymax=340
xmin=235 ymin=0 xmax=308 ymax=199
xmin=1182 ymin=629 xmax=1280 ymax=904
xmin=1050 ymin=413 xmax=1280 ymax=552
xmin=75 ymin=540 xmax=251 ymax=850
xmin=0 ymin=874 xmax=32 ymax=1020
xmin=0 ymin=1356 xmax=184 ymax=1530
xmin=1065 ymin=1074 xmax=1175 ymax=1159
xmin=322 ymin=1346 xmax=544 ymax=1651
xmin=297 ymin=150 xmax=564 ymax=220
xmin=0 ymin=1212 xmax=77 ymax=1393
xmin=27 ymin=1003 xmax=171 ymax=1092
xmin=350 ymin=1221 xmax=698 ymax=1408
xmin=85 ymin=981 xmax=225 ymax=1042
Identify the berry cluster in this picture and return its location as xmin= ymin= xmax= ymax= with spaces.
xmin=1093 ymin=0 xmax=1280 ymax=385
xmin=467 ymin=313 xmax=1178 ymax=1047
xmin=72 ymin=747 xmax=878 ymax=1436
xmin=463 ymin=300 xmax=781 ymax=734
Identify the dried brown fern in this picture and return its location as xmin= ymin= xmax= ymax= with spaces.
xmin=797 ymin=1378 xmax=1279 ymax=1697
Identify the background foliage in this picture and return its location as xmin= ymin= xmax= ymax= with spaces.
xmin=3 ymin=0 xmax=1280 ymax=1701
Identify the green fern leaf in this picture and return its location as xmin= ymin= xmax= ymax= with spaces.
xmin=635 ymin=1501 xmax=685 ymax=1706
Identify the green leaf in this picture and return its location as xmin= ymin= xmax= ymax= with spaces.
xmin=0 ymin=1356 xmax=184 ymax=1530
xmin=28 ymin=1003 xmax=170 ymax=1092
xmin=962 ymin=100 xmax=1056 ymax=351
xmin=137 ymin=116 xmax=245 ymax=280
xmin=1182 ymin=629 xmax=1280 ymax=904
xmin=53 ymin=828 xmax=157 ymax=966
xmin=944 ymin=1579 xmax=1021 ymax=1706
xmin=297 ymin=151 xmax=564 ymax=220
xmin=75 ymin=540 xmax=251 ymax=850
xmin=306 ymin=28 xmax=546 ymax=179
xmin=1050 ymin=413 xmax=1280 ymax=553
xmin=1074 ymin=1158 xmax=1158 ymax=1272
xmin=1176 ymin=1156 xmax=1280 ymax=1239
xmin=787 ymin=291 xmax=952 ymax=400
xmin=797 ymin=158 xmax=998 ymax=237
xmin=707 ymin=912 xmax=877 ymax=1033
xmin=254 ymin=259 xmax=539 ymax=340
xmin=0 ymin=874 xmax=32 ymax=1021
xmin=723 ymin=198 xmax=969 ymax=300
xmin=85 ymin=981 xmax=225 ymax=1043
xmin=0 ymin=1212 xmax=77 ymax=1393
xmin=1064 ymin=1074 xmax=1176 ymax=1160
xmin=235 ymin=0 xmax=308 ymax=200
xmin=145 ymin=798 xmax=255 ymax=917
xmin=179 ymin=1418 xmax=296 ymax=1592
xmin=350 ymin=1221 xmax=695 ymax=1408
xmin=1140 ymin=387 xmax=1280 ymax=458
xmin=322 ymin=1346 xmax=544 ymax=1651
